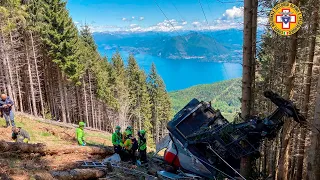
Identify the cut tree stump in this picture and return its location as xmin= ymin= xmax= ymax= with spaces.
xmin=0 ymin=140 xmax=113 ymax=156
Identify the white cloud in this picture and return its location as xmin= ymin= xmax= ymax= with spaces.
xmin=191 ymin=19 xmax=243 ymax=31
xmin=257 ymin=17 xmax=268 ymax=25
xmin=125 ymin=19 xmax=185 ymax=32
xmin=182 ymin=21 xmax=188 ymax=25
xmin=223 ymin=6 xmax=244 ymax=19
xmin=122 ymin=17 xmax=127 ymax=21
xmin=192 ymin=21 xmax=201 ymax=26
xmin=74 ymin=21 xmax=80 ymax=25
xmin=89 ymin=25 xmax=121 ymax=32
xmin=132 ymin=16 xmax=135 ymax=19
xmin=139 ymin=17 xmax=145 ymax=21
xmin=130 ymin=24 xmax=138 ymax=27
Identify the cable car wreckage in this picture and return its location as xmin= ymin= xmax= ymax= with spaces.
xmin=82 ymin=91 xmax=306 ymax=179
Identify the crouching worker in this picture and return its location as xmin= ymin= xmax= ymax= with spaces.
xmin=112 ymin=126 xmax=123 ymax=155
xmin=76 ymin=122 xmax=86 ymax=146
xmin=12 ymin=127 xmax=30 ymax=143
xmin=138 ymin=130 xmax=147 ymax=163
xmin=123 ymin=134 xmax=138 ymax=165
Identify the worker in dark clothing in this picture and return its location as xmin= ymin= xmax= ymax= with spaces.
xmin=123 ymin=134 xmax=138 ymax=165
xmin=12 ymin=127 xmax=30 ymax=143
xmin=112 ymin=126 xmax=123 ymax=155
xmin=0 ymin=94 xmax=15 ymax=127
xmin=138 ymin=130 xmax=147 ymax=163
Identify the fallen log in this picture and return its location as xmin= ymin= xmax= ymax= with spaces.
xmin=0 ymin=140 xmax=113 ymax=156
xmin=34 ymin=169 xmax=107 ymax=180
xmin=51 ymin=169 xmax=107 ymax=180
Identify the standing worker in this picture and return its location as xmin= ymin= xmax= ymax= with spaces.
xmin=112 ymin=126 xmax=123 ymax=154
xmin=12 ymin=127 xmax=30 ymax=143
xmin=76 ymin=122 xmax=86 ymax=146
xmin=0 ymin=94 xmax=15 ymax=127
xmin=138 ymin=130 xmax=147 ymax=163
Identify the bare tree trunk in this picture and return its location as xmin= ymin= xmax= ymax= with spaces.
xmin=76 ymin=85 xmax=81 ymax=121
xmin=30 ymin=32 xmax=45 ymax=118
xmin=15 ymin=65 xmax=23 ymax=112
xmin=8 ymin=31 xmax=18 ymax=109
xmin=306 ymin=71 xmax=320 ymax=180
xmin=58 ymin=71 xmax=67 ymax=123
xmin=277 ymin=2 xmax=300 ymax=179
xmin=25 ymin=34 xmax=38 ymax=116
xmin=63 ymin=82 xmax=70 ymax=123
xmin=82 ymin=78 xmax=89 ymax=126
xmin=1 ymin=28 xmax=13 ymax=102
xmin=88 ymin=72 xmax=95 ymax=128
xmin=296 ymin=4 xmax=319 ymax=179
xmin=250 ymin=0 xmax=258 ymax=114
xmin=240 ymin=0 xmax=254 ymax=178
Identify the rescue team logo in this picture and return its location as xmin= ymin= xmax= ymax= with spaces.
xmin=269 ymin=2 xmax=303 ymax=36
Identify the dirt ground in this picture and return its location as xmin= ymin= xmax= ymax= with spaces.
xmin=0 ymin=115 xmax=112 ymax=180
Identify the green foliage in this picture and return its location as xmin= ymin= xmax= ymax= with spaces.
xmin=147 ymin=63 xmax=172 ymax=142
xmin=1 ymin=0 xmax=172 ymax=143
xmin=170 ymin=78 xmax=241 ymax=121
xmin=32 ymin=0 xmax=84 ymax=82
xmin=0 ymin=0 xmax=28 ymax=33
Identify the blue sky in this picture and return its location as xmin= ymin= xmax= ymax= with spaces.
xmin=66 ymin=0 xmax=265 ymax=32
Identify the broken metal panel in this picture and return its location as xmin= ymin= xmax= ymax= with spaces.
xmin=156 ymin=134 xmax=171 ymax=154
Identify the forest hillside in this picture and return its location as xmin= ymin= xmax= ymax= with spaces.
xmin=170 ymin=78 xmax=241 ymax=120
xmin=0 ymin=0 xmax=171 ymax=146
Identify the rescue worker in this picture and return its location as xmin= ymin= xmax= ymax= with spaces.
xmin=12 ymin=127 xmax=30 ymax=143
xmin=138 ymin=130 xmax=147 ymax=163
xmin=123 ymin=134 xmax=138 ymax=164
xmin=122 ymin=126 xmax=133 ymax=142
xmin=76 ymin=121 xmax=86 ymax=146
xmin=0 ymin=94 xmax=15 ymax=127
xmin=112 ymin=126 xmax=123 ymax=154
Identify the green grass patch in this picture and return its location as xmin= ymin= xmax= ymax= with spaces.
xmin=40 ymin=132 xmax=52 ymax=137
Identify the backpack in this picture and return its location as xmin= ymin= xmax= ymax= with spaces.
xmin=131 ymin=138 xmax=138 ymax=151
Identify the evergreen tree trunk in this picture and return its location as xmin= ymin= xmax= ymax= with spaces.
xmin=88 ymin=72 xmax=95 ymax=128
xmin=63 ymin=82 xmax=69 ymax=123
xmin=25 ymin=34 xmax=38 ymax=116
xmin=58 ymin=71 xmax=67 ymax=123
xmin=296 ymin=3 xmax=318 ymax=179
xmin=82 ymin=78 xmax=89 ymax=126
xmin=306 ymin=68 xmax=320 ymax=180
xmin=240 ymin=0 xmax=254 ymax=177
xmin=277 ymin=1 xmax=300 ymax=179
xmin=8 ymin=31 xmax=18 ymax=110
xmin=30 ymin=32 xmax=45 ymax=118
xmin=15 ymin=64 xmax=23 ymax=112
xmin=1 ymin=29 xmax=14 ymax=102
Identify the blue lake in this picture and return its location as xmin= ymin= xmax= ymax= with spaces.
xmin=99 ymin=49 xmax=243 ymax=92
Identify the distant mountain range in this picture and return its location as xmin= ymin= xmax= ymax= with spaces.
xmin=93 ymin=29 xmax=263 ymax=62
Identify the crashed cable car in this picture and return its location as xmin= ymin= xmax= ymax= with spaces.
xmin=156 ymin=91 xmax=306 ymax=179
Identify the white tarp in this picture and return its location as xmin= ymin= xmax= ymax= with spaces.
xmin=102 ymin=153 xmax=121 ymax=163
